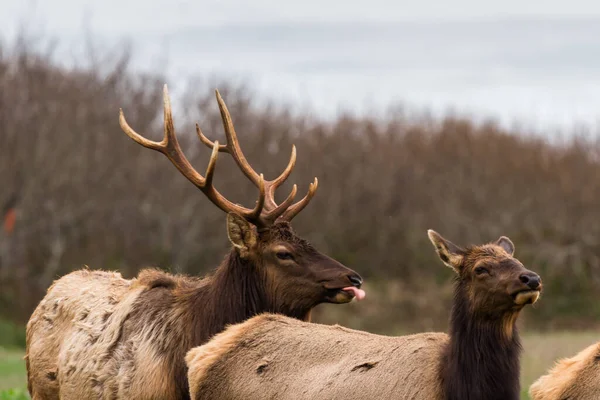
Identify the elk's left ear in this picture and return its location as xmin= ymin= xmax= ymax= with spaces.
xmin=226 ymin=213 xmax=258 ymax=259
xmin=496 ymin=236 xmax=515 ymax=256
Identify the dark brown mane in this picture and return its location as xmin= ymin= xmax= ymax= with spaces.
xmin=440 ymin=277 xmax=522 ymax=400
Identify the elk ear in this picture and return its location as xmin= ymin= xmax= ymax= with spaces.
xmin=496 ymin=236 xmax=515 ymax=256
xmin=427 ymin=230 xmax=465 ymax=272
xmin=226 ymin=213 xmax=258 ymax=259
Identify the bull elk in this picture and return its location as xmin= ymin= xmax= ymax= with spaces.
xmin=186 ymin=230 xmax=542 ymax=400
xmin=529 ymin=342 xmax=600 ymax=400
xmin=25 ymin=85 xmax=365 ymax=400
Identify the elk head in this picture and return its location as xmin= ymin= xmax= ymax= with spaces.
xmin=119 ymin=86 xmax=365 ymax=308
xmin=428 ymin=230 xmax=541 ymax=316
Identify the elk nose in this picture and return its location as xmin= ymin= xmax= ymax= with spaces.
xmin=348 ymin=274 xmax=363 ymax=288
xmin=519 ymin=273 xmax=541 ymax=290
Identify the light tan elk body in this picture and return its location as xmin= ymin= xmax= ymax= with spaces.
xmin=529 ymin=342 xmax=600 ymax=400
xmin=25 ymin=86 xmax=364 ymax=400
xmin=187 ymin=231 xmax=542 ymax=400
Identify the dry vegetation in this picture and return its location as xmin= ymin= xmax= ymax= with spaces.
xmin=1 ymin=35 xmax=600 ymax=336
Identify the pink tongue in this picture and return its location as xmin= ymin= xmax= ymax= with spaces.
xmin=343 ymin=286 xmax=366 ymax=301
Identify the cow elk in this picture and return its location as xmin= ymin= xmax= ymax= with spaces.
xmin=529 ymin=341 xmax=600 ymax=400
xmin=186 ymin=230 xmax=542 ymax=400
xmin=25 ymin=85 xmax=364 ymax=400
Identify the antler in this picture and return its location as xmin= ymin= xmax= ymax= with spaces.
xmin=119 ymin=85 xmax=317 ymax=227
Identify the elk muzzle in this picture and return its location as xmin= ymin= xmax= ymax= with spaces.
xmin=510 ymin=271 xmax=542 ymax=306
xmin=324 ymin=272 xmax=366 ymax=303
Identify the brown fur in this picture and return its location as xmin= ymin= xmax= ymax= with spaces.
xmin=529 ymin=342 xmax=600 ymax=400
xmin=26 ymin=222 xmax=362 ymax=400
xmin=187 ymin=314 xmax=447 ymax=399
xmin=186 ymin=231 xmax=542 ymax=400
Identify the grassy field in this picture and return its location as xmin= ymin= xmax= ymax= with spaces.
xmin=0 ymin=348 xmax=28 ymax=399
xmin=0 ymin=331 xmax=597 ymax=399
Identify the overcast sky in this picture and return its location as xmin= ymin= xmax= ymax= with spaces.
xmin=2 ymin=0 xmax=600 ymax=130
xmin=4 ymin=0 xmax=600 ymax=31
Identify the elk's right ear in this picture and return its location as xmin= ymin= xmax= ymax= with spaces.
xmin=227 ymin=213 xmax=258 ymax=259
xmin=427 ymin=230 xmax=465 ymax=272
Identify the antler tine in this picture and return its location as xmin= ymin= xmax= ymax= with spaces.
xmin=215 ymin=90 xmax=263 ymax=187
xmin=247 ymin=174 xmax=267 ymax=221
xmin=271 ymin=145 xmax=297 ymax=189
xmin=196 ymin=123 xmax=228 ymax=153
xmin=119 ymin=110 xmax=165 ymax=151
xmin=204 ymin=140 xmax=220 ymax=187
xmin=260 ymin=145 xmax=297 ymax=210
xmin=279 ymin=178 xmax=319 ymax=222
xmin=264 ymin=184 xmax=298 ymax=222
xmin=120 ymin=84 xmax=264 ymax=220
xmin=152 ymin=85 xmax=207 ymax=188
xmin=118 ymin=85 xmax=177 ymax=153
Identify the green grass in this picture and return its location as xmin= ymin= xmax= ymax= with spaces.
xmin=0 ymin=388 xmax=29 ymax=400
xmin=0 ymin=348 xmax=28 ymax=399
xmin=0 ymin=331 xmax=596 ymax=399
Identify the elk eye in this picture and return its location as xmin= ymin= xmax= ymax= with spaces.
xmin=475 ymin=266 xmax=489 ymax=275
xmin=276 ymin=251 xmax=294 ymax=261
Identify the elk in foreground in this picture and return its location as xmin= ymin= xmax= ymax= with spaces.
xmin=186 ymin=230 xmax=541 ymax=400
xmin=529 ymin=341 xmax=600 ymax=400
xmin=25 ymin=85 xmax=365 ymax=400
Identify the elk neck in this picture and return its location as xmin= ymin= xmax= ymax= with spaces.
xmin=439 ymin=283 xmax=522 ymax=400
xmin=186 ymin=249 xmax=310 ymax=346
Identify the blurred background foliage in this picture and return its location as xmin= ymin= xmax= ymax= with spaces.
xmin=1 ymin=33 xmax=600 ymax=343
